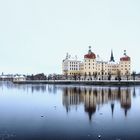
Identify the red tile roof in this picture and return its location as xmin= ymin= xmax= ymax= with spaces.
xmin=84 ymin=53 xmax=96 ymax=59
xmin=120 ymin=56 xmax=130 ymax=61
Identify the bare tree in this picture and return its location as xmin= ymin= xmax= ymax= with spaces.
xmin=125 ymin=70 xmax=130 ymax=80
xmin=108 ymin=72 xmax=112 ymax=80
xmin=89 ymin=72 xmax=92 ymax=81
xmin=73 ymin=74 xmax=77 ymax=81
xmin=101 ymin=70 xmax=104 ymax=80
xmin=78 ymin=73 xmax=81 ymax=81
xmin=94 ymin=72 xmax=98 ymax=80
xmin=117 ymin=70 xmax=121 ymax=81
xmin=84 ymin=72 xmax=87 ymax=81
xmin=65 ymin=73 xmax=68 ymax=80
xmin=132 ymin=71 xmax=136 ymax=81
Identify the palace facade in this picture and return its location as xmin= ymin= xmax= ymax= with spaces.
xmin=62 ymin=46 xmax=131 ymax=79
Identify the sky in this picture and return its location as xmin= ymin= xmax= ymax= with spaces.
xmin=0 ymin=0 xmax=140 ymax=75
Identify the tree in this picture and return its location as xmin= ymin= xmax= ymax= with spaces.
xmin=78 ymin=73 xmax=81 ymax=81
xmin=84 ymin=72 xmax=87 ymax=80
xmin=125 ymin=70 xmax=129 ymax=81
xmin=132 ymin=71 xmax=136 ymax=81
xmin=93 ymin=72 xmax=98 ymax=80
xmin=101 ymin=70 xmax=104 ymax=80
xmin=31 ymin=74 xmax=34 ymax=80
xmin=117 ymin=70 xmax=121 ymax=81
xmin=89 ymin=72 xmax=91 ymax=80
xmin=101 ymin=62 xmax=104 ymax=80
xmin=108 ymin=72 xmax=112 ymax=80
xmin=53 ymin=74 xmax=56 ymax=81
xmin=65 ymin=73 xmax=68 ymax=80
xmin=73 ymin=74 xmax=77 ymax=81
xmin=48 ymin=74 xmax=52 ymax=80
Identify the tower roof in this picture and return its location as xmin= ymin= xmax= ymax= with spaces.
xmin=110 ymin=50 xmax=115 ymax=62
xmin=120 ymin=50 xmax=130 ymax=61
xmin=84 ymin=46 xmax=96 ymax=59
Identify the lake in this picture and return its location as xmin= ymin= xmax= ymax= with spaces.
xmin=0 ymin=82 xmax=140 ymax=140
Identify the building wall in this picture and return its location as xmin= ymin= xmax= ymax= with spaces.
xmin=62 ymin=54 xmax=81 ymax=75
xmin=84 ymin=58 xmax=97 ymax=75
xmin=119 ymin=60 xmax=131 ymax=76
xmin=62 ymin=49 xmax=131 ymax=78
xmin=83 ymin=59 xmax=121 ymax=76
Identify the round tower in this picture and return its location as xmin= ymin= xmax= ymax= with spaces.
xmin=84 ymin=46 xmax=96 ymax=77
xmin=119 ymin=50 xmax=131 ymax=76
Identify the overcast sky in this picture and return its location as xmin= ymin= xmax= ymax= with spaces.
xmin=0 ymin=0 xmax=140 ymax=75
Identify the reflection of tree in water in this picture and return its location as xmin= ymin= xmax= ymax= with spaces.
xmin=62 ymin=86 xmax=132 ymax=121
xmin=0 ymin=82 xmax=49 ymax=93
xmin=111 ymin=102 xmax=115 ymax=117
xmin=133 ymin=87 xmax=136 ymax=98
xmin=48 ymin=85 xmax=57 ymax=94
xmin=31 ymin=85 xmax=47 ymax=93
xmin=63 ymin=87 xmax=83 ymax=113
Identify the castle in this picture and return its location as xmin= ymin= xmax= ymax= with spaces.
xmin=62 ymin=46 xmax=131 ymax=80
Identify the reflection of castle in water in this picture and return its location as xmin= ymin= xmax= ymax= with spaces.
xmin=62 ymin=87 xmax=132 ymax=121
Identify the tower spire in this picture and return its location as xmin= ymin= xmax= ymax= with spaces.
xmin=88 ymin=46 xmax=92 ymax=54
xmin=124 ymin=50 xmax=126 ymax=56
xmin=110 ymin=50 xmax=115 ymax=62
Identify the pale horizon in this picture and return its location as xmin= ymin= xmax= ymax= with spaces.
xmin=0 ymin=0 xmax=140 ymax=74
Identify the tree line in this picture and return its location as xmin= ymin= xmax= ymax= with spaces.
xmin=26 ymin=71 xmax=137 ymax=81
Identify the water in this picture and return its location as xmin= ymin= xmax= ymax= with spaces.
xmin=0 ymin=82 xmax=140 ymax=140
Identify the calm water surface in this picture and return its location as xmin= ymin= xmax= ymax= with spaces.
xmin=0 ymin=82 xmax=140 ymax=140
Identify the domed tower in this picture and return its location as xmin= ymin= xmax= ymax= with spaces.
xmin=119 ymin=50 xmax=131 ymax=76
xmin=84 ymin=46 xmax=96 ymax=59
xmin=84 ymin=46 xmax=96 ymax=76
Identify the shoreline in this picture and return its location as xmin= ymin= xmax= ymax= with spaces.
xmin=12 ymin=80 xmax=140 ymax=86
